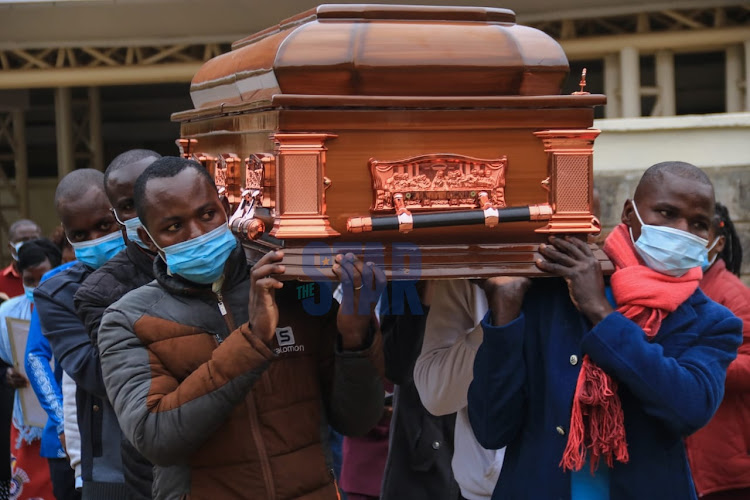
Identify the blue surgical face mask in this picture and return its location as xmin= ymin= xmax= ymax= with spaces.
xmin=701 ymin=237 xmax=720 ymax=272
xmin=23 ymin=285 xmax=35 ymax=304
xmin=144 ymin=222 xmax=237 ymax=285
xmin=629 ymin=200 xmax=709 ymax=277
xmin=113 ymin=211 xmax=149 ymax=250
xmin=68 ymin=231 xmax=126 ymax=270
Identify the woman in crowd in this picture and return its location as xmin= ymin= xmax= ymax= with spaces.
xmin=686 ymin=202 xmax=750 ymax=500
xmin=0 ymin=239 xmax=61 ymax=499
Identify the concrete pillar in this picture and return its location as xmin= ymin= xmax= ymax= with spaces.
xmin=11 ymin=110 xmax=28 ymax=218
xmin=655 ymin=51 xmax=676 ymax=116
xmin=604 ymin=54 xmax=621 ymax=118
xmin=726 ymin=45 xmax=743 ymax=113
xmin=620 ymin=47 xmax=641 ymax=118
xmin=744 ymin=40 xmax=750 ymax=112
xmin=54 ymin=87 xmax=75 ymax=178
xmin=88 ymin=87 xmax=104 ymax=171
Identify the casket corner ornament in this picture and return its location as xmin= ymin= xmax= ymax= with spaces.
xmin=268 ymin=132 xmax=340 ymax=240
xmin=532 ymin=128 xmax=602 ymax=235
xmin=172 ymin=4 xmax=612 ymax=279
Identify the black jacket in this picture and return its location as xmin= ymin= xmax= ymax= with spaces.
xmin=380 ymin=285 xmax=460 ymax=500
xmin=74 ymin=241 xmax=156 ymax=500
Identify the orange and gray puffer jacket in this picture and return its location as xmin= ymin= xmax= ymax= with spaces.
xmin=98 ymin=246 xmax=385 ymax=500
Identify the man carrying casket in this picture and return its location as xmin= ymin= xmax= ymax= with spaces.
xmin=98 ymin=157 xmax=385 ymax=500
xmin=466 ymin=161 xmax=742 ymax=500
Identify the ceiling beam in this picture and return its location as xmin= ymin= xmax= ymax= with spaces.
xmin=0 ymin=62 xmax=200 ymax=89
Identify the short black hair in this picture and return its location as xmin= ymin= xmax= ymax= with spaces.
xmin=54 ymin=169 xmax=106 ymax=215
xmin=17 ymin=238 xmax=62 ymax=273
xmin=634 ymin=161 xmax=713 ymax=200
xmin=8 ymin=219 xmax=41 ymax=241
xmin=133 ymin=156 xmax=215 ymax=227
xmin=104 ymin=149 xmax=162 ymax=197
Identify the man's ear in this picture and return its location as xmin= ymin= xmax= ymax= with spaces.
xmin=621 ymin=199 xmax=634 ymax=226
xmin=137 ymin=226 xmax=158 ymax=254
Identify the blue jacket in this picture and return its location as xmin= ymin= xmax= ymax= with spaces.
xmin=34 ymin=262 xmax=127 ymax=496
xmin=468 ymin=278 xmax=742 ymax=500
xmin=25 ymin=260 xmax=76 ymax=458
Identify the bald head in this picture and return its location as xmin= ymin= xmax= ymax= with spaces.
xmin=104 ymin=150 xmax=161 ymax=198
xmin=104 ymin=149 xmax=161 ymax=221
xmin=54 ymin=169 xmax=119 ymax=244
xmin=634 ymin=161 xmax=713 ymax=203
xmin=54 ymin=169 xmax=106 ymax=216
xmin=8 ymin=219 xmax=41 ymax=243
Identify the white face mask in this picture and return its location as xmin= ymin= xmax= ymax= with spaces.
xmin=629 ymin=200 xmax=709 ymax=277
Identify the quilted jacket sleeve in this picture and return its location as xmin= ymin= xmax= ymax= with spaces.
xmin=99 ymin=306 xmax=274 ymax=466
xmin=73 ymin=279 xmax=111 ymax=348
xmin=316 ymin=293 xmax=385 ymax=438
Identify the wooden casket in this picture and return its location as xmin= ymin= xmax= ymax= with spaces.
xmin=172 ymin=4 xmax=613 ymax=280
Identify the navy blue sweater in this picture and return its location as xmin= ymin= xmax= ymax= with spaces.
xmin=468 ymin=278 xmax=742 ymax=500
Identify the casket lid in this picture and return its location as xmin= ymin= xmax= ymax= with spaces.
xmin=186 ymin=4 xmax=570 ymax=111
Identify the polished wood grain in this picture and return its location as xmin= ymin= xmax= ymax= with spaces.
xmin=173 ymin=4 xmax=609 ymax=278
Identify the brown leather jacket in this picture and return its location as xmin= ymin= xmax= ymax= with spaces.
xmin=98 ymin=246 xmax=385 ymax=499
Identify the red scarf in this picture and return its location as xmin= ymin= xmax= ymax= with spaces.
xmin=560 ymin=224 xmax=702 ymax=472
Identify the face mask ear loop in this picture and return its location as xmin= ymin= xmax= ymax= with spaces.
xmin=704 ymin=237 xmax=720 ymax=271
xmin=112 ymin=209 xmax=126 ymax=227
xmin=140 ymin=225 xmax=166 ymax=254
xmin=631 ymin=200 xmax=646 ymax=226
xmin=706 ymin=237 xmax=720 ymax=253
xmin=628 ymin=199 xmax=645 ymax=245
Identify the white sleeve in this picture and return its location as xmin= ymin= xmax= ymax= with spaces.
xmin=62 ymin=371 xmax=82 ymax=486
xmin=414 ymin=279 xmax=485 ymax=416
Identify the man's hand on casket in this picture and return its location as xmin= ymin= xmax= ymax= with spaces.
xmin=481 ymin=276 xmax=531 ymax=326
xmin=536 ymin=236 xmax=613 ymax=326
xmin=332 ymin=252 xmax=386 ymax=350
xmin=248 ymin=250 xmax=285 ymax=344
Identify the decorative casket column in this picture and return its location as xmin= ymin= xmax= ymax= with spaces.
xmin=270 ymin=133 xmax=340 ymax=238
xmin=533 ymin=129 xmax=601 ymax=234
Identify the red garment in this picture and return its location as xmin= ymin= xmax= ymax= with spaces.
xmin=0 ymin=265 xmax=23 ymax=299
xmin=340 ymin=382 xmax=393 ymax=498
xmin=686 ymin=259 xmax=750 ymax=496
xmin=340 ymin=414 xmax=391 ymax=498
xmin=9 ymin=426 xmax=54 ymax=500
xmin=561 ymin=224 xmax=702 ymax=472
